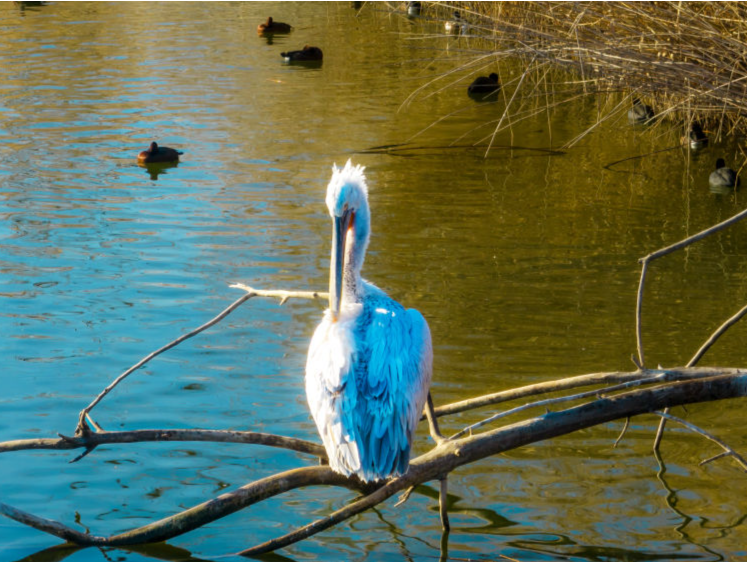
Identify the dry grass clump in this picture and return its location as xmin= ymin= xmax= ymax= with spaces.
xmin=407 ymin=2 xmax=747 ymax=144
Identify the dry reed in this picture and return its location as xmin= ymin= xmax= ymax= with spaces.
xmin=405 ymin=2 xmax=747 ymax=143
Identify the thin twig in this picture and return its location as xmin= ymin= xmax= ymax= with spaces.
xmin=687 ymin=302 xmax=747 ymax=367
xmin=429 ymin=367 xmax=730 ymax=419
xmin=636 ymin=259 xmax=649 ymax=369
xmin=74 ymin=292 xmax=256 ymax=434
xmin=614 ymin=417 xmax=631 ymax=448
xmin=229 ymin=283 xmax=327 ymax=305
xmin=74 ymin=285 xmax=326 ymax=436
xmin=448 ymin=373 xmax=667 ymax=441
xmin=639 ymin=206 xmax=747 ymax=264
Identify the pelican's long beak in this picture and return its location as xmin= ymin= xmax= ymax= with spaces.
xmin=329 ymin=208 xmax=353 ymax=321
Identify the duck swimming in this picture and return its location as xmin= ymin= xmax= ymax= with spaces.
xmin=467 ymin=73 xmax=500 ymax=98
xmin=709 ymin=158 xmax=739 ymax=189
xmin=627 ymin=98 xmax=654 ymax=123
xmin=682 ymin=122 xmax=708 ymax=150
xmin=137 ymin=142 xmax=182 ymax=164
xmin=281 ymin=45 xmax=323 ymax=62
xmin=257 ymin=17 xmax=292 ymax=34
xmin=445 ymin=11 xmax=468 ymax=34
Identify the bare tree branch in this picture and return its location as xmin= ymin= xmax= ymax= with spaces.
xmin=0 ymin=429 xmax=325 ymax=458
xmin=73 ymin=284 xmax=326 ymax=438
xmin=73 ymin=292 xmax=256 ymax=436
xmin=430 ymin=367 xmax=736 ymax=418
xmin=634 ymin=206 xmax=747 ymax=450
xmin=0 ymin=467 xmax=366 ymax=547
xmin=687 ymin=302 xmax=747 ymax=367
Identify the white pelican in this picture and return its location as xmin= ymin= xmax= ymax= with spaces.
xmin=306 ymin=161 xmax=434 ymax=483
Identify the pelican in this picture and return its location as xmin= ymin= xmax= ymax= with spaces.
xmin=306 ymin=161 xmax=436 ymax=483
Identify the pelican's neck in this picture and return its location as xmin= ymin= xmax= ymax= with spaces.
xmin=341 ymin=231 xmax=362 ymax=305
xmin=341 ymin=215 xmax=369 ymax=307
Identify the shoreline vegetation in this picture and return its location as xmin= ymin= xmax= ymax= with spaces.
xmin=402 ymin=2 xmax=747 ymax=150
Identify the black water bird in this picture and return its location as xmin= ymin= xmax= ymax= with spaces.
xmin=445 ymin=11 xmax=468 ymax=34
xmin=682 ymin=122 xmax=707 ymax=150
xmin=281 ymin=45 xmax=323 ymax=62
xmin=467 ymin=73 xmax=500 ymax=98
xmin=627 ymin=98 xmax=654 ymax=123
xmin=258 ymin=17 xmax=292 ymax=34
xmin=709 ymin=158 xmax=739 ymax=189
xmin=137 ymin=142 xmax=182 ymax=164
xmin=407 ymin=2 xmax=421 ymax=16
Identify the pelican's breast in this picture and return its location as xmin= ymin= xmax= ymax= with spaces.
xmin=306 ymin=304 xmax=364 ymax=476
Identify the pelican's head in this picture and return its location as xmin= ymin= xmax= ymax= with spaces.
xmin=325 ymin=160 xmax=371 ymax=320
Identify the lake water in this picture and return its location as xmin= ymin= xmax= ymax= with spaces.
xmin=1 ymin=2 xmax=746 ymax=561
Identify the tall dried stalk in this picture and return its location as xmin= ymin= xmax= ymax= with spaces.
xmin=407 ymin=2 xmax=747 ymax=143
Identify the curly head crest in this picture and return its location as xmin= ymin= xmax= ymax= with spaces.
xmin=326 ymin=160 xmax=369 ymax=217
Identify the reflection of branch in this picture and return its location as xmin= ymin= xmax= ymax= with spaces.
xmin=657 ymin=411 xmax=747 ymax=471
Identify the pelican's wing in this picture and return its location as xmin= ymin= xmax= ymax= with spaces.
xmin=305 ymin=313 xmax=362 ymax=476
xmin=355 ymin=297 xmax=433 ymax=480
